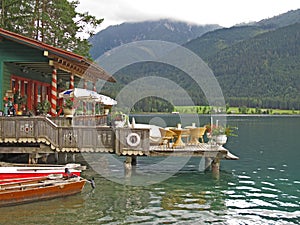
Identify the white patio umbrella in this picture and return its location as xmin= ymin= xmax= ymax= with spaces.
xmin=58 ymin=88 xmax=100 ymax=115
xmin=95 ymin=94 xmax=117 ymax=106
xmin=58 ymin=88 xmax=99 ymax=101
xmin=58 ymin=88 xmax=117 ymax=115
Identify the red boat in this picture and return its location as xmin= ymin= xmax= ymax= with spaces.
xmin=0 ymin=163 xmax=84 ymax=183
xmin=0 ymin=175 xmax=86 ymax=207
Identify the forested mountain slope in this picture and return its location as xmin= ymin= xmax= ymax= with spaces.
xmin=96 ymin=10 xmax=300 ymax=110
xmin=89 ymin=19 xmax=220 ymax=59
xmin=206 ymin=23 xmax=300 ymax=109
xmin=184 ymin=26 xmax=266 ymax=60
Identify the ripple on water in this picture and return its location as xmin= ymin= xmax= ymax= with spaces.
xmin=226 ymin=209 xmax=300 ymax=225
xmin=271 ymin=200 xmax=300 ymax=208
xmin=261 ymin=181 xmax=275 ymax=186
xmin=237 ymin=175 xmax=251 ymax=179
xmin=262 ymin=187 xmax=282 ymax=193
xmin=239 ymin=180 xmax=256 ymax=185
xmin=225 ymin=199 xmax=257 ymax=208
xmin=235 ymin=186 xmax=261 ymax=192
xmin=246 ymin=193 xmax=278 ymax=198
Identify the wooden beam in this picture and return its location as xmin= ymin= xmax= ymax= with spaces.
xmin=0 ymin=146 xmax=53 ymax=154
xmin=47 ymin=53 xmax=115 ymax=82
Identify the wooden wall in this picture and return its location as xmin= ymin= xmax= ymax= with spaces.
xmin=0 ymin=38 xmax=49 ymax=110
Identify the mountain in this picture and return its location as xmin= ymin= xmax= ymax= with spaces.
xmin=89 ymin=19 xmax=221 ymax=59
xmin=96 ymin=9 xmax=300 ymax=111
xmin=256 ymin=9 xmax=300 ymax=29
xmin=184 ymin=9 xmax=300 ymax=60
xmin=183 ymin=25 xmax=265 ymax=60
xmin=181 ymin=9 xmax=300 ymax=109
xmin=207 ymin=23 xmax=300 ymax=109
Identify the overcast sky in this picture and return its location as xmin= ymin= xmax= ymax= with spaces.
xmin=77 ymin=0 xmax=300 ymax=31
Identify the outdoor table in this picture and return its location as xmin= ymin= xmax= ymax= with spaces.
xmin=188 ymin=128 xmax=201 ymax=145
xmin=170 ymin=128 xmax=190 ymax=148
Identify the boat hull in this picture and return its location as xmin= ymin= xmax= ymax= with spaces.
xmin=0 ymin=178 xmax=86 ymax=207
xmin=0 ymin=163 xmax=82 ymax=183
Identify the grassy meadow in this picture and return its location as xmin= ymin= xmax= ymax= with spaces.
xmin=174 ymin=106 xmax=300 ymax=115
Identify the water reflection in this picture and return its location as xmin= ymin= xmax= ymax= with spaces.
xmin=1 ymin=116 xmax=300 ymax=224
xmin=0 ymin=194 xmax=85 ymax=225
xmin=159 ymin=173 xmax=229 ymax=211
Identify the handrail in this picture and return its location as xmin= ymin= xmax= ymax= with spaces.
xmin=45 ymin=117 xmax=58 ymax=128
xmin=0 ymin=116 xmax=150 ymax=154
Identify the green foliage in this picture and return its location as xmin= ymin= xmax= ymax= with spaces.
xmin=174 ymin=105 xmax=300 ymax=115
xmin=100 ymin=61 xmax=209 ymax=111
xmin=37 ymin=100 xmax=50 ymax=114
xmin=0 ymin=0 xmax=103 ymax=57
xmin=98 ymin=10 xmax=300 ymax=111
xmin=211 ymin=125 xmax=237 ymax=137
xmin=207 ymin=23 xmax=300 ymax=109
xmin=184 ymin=25 xmax=266 ymax=60
xmin=63 ymin=99 xmax=74 ymax=109
xmin=132 ymin=97 xmax=174 ymax=113
xmin=89 ymin=20 xmax=220 ymax=59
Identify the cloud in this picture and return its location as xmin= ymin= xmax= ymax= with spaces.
xmin=77 ymin=0 xmax=300 ymax=30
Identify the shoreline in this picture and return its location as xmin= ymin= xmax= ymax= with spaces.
xmin=130 ymin=113 xmax=300 ymax=117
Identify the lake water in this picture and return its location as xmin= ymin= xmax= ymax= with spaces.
xmin=0 ymin=115 xmax=299 ymax=225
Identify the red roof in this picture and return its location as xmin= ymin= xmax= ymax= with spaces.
xmin=0 ymin=28 xmax=84 ymax=62
xmin=0 ymin=28 xmax=115 ymax=82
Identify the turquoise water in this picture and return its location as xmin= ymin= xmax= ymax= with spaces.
xmin=0 ymin=116 xmax=299 ymax=224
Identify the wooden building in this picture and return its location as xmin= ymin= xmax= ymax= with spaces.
xmin=0 ymin=28 xmax=115 ymax=116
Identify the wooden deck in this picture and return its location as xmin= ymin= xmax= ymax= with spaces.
xmin=0 ymin=116 xmax=114 ymax=153
xmin=0 ymin=116 xmax=238 ymax=162
xmin=120 ymin=143 xmax=239 ymax=160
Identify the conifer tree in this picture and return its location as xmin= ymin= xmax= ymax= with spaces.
xmin=0 ymin=0 xmax=103 ymax=57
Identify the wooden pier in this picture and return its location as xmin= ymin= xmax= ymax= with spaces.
xmin=0 ymin=116 xmax=238 ymax=173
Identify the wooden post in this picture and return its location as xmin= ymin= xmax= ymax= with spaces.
xmin=34 ymin=82 xmax=38 ymax=110
xmin=131 ymin=156 xmax=137 ymax=166
xmin=50 ymin=68 xmax=57 ymax=117
xmin=124 ymin=156 xmax=132 ymax=178
xmin=41 ymin=154 xmax=48 ymax=163
xmin=54 ymin=152 xmax=59 ymax=163
xmin=211 ymin=158 xmax=220 ymax=177
xmin=64 ymin=153 xmax=68 ymax=163
xmin=83 ymin=80 xmax=87 ymax=114
xmin=69 ymin=74 xmax=74 ymax=89
xmin=27 ymin=81 xmax=32 ymax=110
xmin=92 ymin=82 xmax=96 ymax=115
xmin=205 ymin=157 xmax=212 ymax=171
xmin=72 ymin=154 xmax=76 ymax=162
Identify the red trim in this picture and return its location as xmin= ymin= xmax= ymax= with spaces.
xmin=11 ymin=75 xmax=50 ymax=111
xmin=69 ymin=74 xmax=74 ymax=89
xmin=20 ymin=80 xmax=24 ymax=96
xmin=50 ymin=69 xmax=57 ymax=117
xmin=34 ymin=84 xmax=38 ymax=108
xmin=27 ymin=81 xmax=32 ymax=110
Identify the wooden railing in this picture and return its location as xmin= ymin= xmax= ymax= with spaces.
xmin=0 ymin=116 xmax=150 ymax=155
xmin=114 ymin=128 xmax=150 ymax=156
xmin=50 ymin=114 xmax=108 ymax=127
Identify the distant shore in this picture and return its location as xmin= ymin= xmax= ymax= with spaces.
xmin=174 ymin=106 xmax=300 ymax=115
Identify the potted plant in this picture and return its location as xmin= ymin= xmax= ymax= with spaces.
xmin=13 ymin=92 xmax=27 ymax=115
xmin=209 ymin=125 xmax=237 ymax=145
xmin=63 ymin=98 xmax=75 ymax=116
xmin=110 ymin=111 xmax=128 ymax=127
xmin=37 ymin=100 xmax=51 ymax=115
xmin=205 ymin=124 xmax=217 ymax=139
